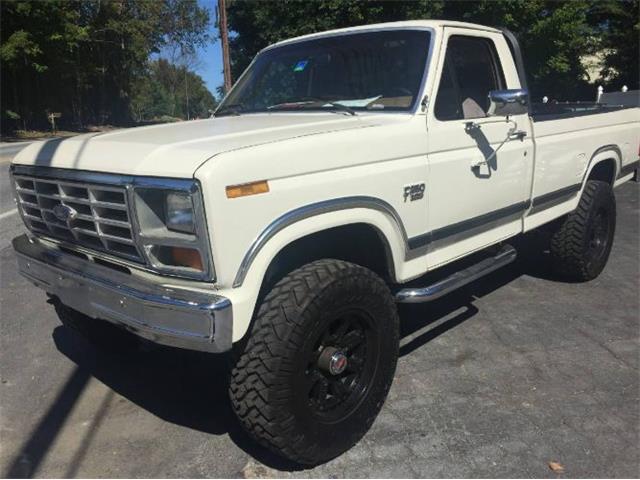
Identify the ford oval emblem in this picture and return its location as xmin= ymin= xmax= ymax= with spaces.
xmin=53 ymin=204 xmax=77 ymax=223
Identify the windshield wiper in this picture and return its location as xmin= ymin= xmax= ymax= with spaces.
xmin=214 ymin=103 xmax=244 ymax=117
xmin=325 ymin=102 xmax=357 ymax=116
xmin=267 ymin=97 xmax=357 ymax=116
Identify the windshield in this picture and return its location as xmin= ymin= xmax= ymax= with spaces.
xmin=216 ymin=30 xmax=431 ymax=116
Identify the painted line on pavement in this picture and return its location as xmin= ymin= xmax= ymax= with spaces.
xmin=0 ymin=209 xmax=18 ymax=220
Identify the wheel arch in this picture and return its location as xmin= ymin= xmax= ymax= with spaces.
xmin=257 ymin=222 xmax=396 ymax=302
xmin=233 ymin=197 xmax=410 ymax=289
xmin=227 ymin=199 xmax=410 ymax=342
xmin=583 ymin=145 xmax=621 ymax=186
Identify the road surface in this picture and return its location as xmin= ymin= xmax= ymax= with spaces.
xmin=0 ymin=145 xmax=28 ymax=249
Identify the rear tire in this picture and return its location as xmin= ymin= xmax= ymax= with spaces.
xmin=229 ymin=259 xmax=399 ymax=465
xmin=549 ymin=180 xmax=616 ymax=281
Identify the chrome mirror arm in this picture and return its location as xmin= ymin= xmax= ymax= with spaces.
xmin=465 ymin=116 xmax=525 ymax=169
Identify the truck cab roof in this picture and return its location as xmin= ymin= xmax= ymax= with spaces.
xmin=266 ymin=20 xmax=502 ymax=51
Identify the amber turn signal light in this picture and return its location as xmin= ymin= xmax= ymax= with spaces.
xmin=226 ymin=180 xmax=269 ymax=198
xmin=170 ymin=246 xmax=204 ymax=271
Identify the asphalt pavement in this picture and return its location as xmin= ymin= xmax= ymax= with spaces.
xmin=0 ymin=152 xmax=638 ymax=477
xmin=0 ymin=149 xmax=26 ymax=250
xmin=0 ymin=141 xmax=33 ymax=158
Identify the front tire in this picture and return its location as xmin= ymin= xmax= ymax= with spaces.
xmin=550 ymin=180 xmax=616 ymax=281
xmin=54 ymin=300 xmax=140 ymax=351
xmin=229 ymin=259 xmax=399 ymax=465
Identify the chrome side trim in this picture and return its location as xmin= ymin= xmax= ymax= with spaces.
xmin=527 ymin=145 xmax=623 ymax=217
xmin=428 ymin=200 xmax=529 ymax=250
xmin=529 ymin=184 xmax=581 ymax=215
xmin=407 ymin=201 xmax=528 ymax=256
xmin=395 ymin=244 xmax=516 ymax=303
xmin=12 ymin=234 xmax=232 ymax=353
xmin=585 ymin=144 xmax=622 ymax=182
xmin=617 ymin=159 xmax=640 ymax=179
xmin=233 ymin=197 xmax=531 ymax=288
xmin=232 ymin=196 xmax=414 ymax=288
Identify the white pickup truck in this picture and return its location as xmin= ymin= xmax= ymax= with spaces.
xmin=10 ymin=20 xmax=639 ymax=465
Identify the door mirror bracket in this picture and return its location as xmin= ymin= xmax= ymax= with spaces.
xmin=464 ymin=115 xmax=527 ymax=169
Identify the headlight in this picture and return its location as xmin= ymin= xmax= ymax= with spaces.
xmin=131 ymin=181 xmax=213 ymax=280
xmin=166 ymin=191 xmax=195 ymax=234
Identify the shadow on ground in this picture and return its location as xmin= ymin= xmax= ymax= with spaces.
xmin=6 ymin=231 xmax=564 ymax=476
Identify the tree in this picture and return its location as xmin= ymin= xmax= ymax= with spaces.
xmin=130 ymin=59 xmax=217 ymax=122
xmin=1 ymin=0 xmax=211 ymax=132
xmin=225 ymin=0 xmax=444 ymax=80
xmin=226 ymin=0 xmax=637 ymax=101
xmin=588 ymin=0 xmax=639 ymax=89
xmin=441 ymin=0 xmax=596 ymax=100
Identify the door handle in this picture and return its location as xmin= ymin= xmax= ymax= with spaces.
xmin=470 ymin=156 xmax=488 ymax=169
xmin=509 ymin=130 xmax=527 ymax=141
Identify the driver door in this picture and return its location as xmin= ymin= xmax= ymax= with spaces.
xmin=425 ymin=28 xmax=534 ymax=267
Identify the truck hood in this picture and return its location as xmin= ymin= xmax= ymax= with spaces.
xmin=12 ymin=114 xmax=376 ymax=178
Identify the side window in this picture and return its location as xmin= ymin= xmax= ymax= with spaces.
xmin=434 ymin=36 xmax=506 ymax=121
xmin=434 ymin=59 xmax=461 ymax=120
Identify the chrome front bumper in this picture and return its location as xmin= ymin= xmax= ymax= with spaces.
xmin=12 ymin=234 xmax=232 ymax=353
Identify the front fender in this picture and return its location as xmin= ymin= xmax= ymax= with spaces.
xmin=218 ymin=202 xmax=420 ymax=342
xmin=232 ymin=196 xmax=418 ymax=287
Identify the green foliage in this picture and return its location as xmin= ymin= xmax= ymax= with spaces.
xmin=226 ymin=0 xmax=639 ymax=101
xmin=0 ymin=30 xmax=45 ymax=71
xmin=1 ymin=0 xmax=212 ymax=132
xmin=589 ymin=0 xmax=639 ymax=89
xmin=130 ymin=59 xmax=217 ymax=122
xmin=226 ymin=0 xmax=443 ymax=80
xmin=5 ymin=110 xmax=21 ymax=121
xmin=442 ymin=0 xmax=597 ymax=100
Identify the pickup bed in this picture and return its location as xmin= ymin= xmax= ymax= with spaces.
xmin=10 ymin=20 xmax=639 ymax=465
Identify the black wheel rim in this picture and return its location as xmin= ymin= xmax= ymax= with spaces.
xmin=299 ymin=309 xmax=379 ymax=423
xmin=587 ymin=207 xmax=610 ymax=264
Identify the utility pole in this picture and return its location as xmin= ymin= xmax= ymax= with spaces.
xmin=184 ymin=68 xmax=190 ymax=120
xmin=218 ymin=0 xmax=232 ymax=94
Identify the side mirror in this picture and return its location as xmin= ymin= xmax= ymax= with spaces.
xmin=487 ymin=89 xmax=529 ymax=117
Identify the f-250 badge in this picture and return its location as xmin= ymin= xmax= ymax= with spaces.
xmin=403 ymin=183 xmax=425 ymax=202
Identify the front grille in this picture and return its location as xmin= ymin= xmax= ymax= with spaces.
xmin=13 ymin=174 xmax=143 ymax=262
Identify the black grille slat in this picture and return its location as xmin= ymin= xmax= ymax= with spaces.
xmin=35 ymin=181 xmax=60 ymax=195
xmin=60 ymin=184 xmax=89 ymax=199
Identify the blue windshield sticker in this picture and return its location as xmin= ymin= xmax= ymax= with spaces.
xmin=293 ymin=60 xmax=308 ymax=72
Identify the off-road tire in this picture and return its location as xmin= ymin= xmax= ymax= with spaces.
xmin=54 ymin=300 xmax=139 ymax=351
xmin=229 ymin=259 xmax=399 ymax=465
xmin=550 ymin=180 xmax=616 ymax=281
